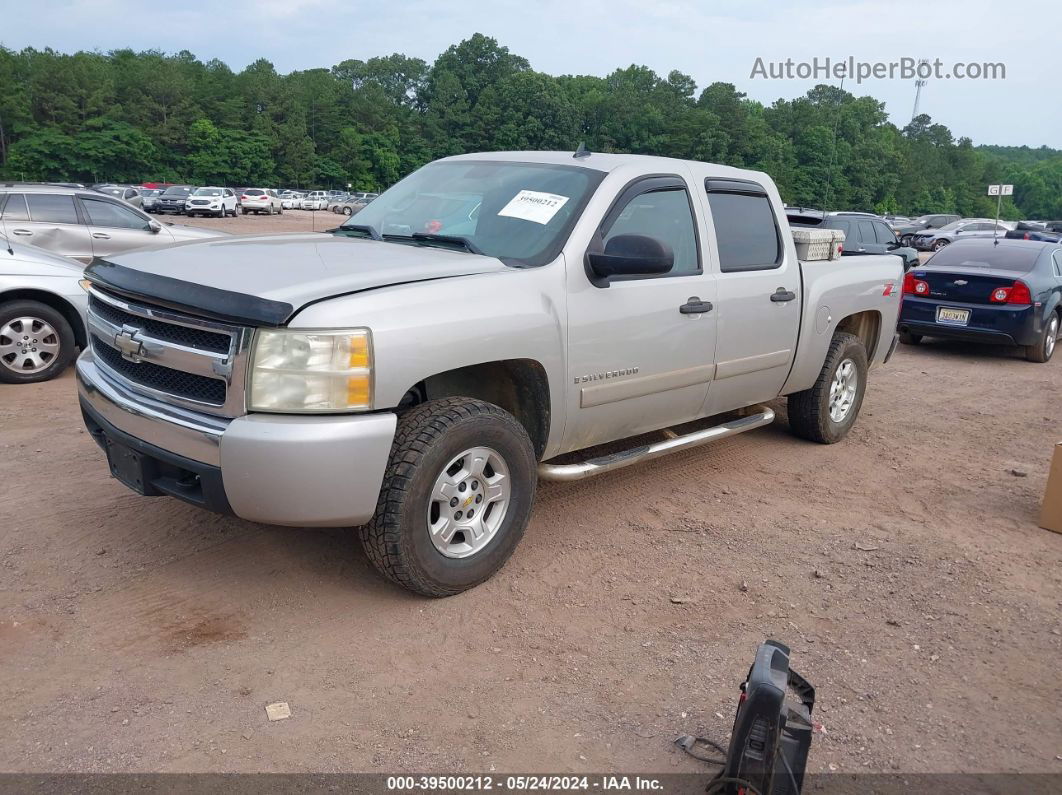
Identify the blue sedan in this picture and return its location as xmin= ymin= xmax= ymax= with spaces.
xmin=898 ymin=238 xmax=1062 ymax=362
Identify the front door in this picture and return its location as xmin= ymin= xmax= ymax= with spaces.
xmin=80 ymin=196 xmax=159 ymax=258
xmin=563 ymin=175 xmax=717 ymax=453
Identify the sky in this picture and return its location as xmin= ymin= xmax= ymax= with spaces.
xmin=5 ymin=0 xmax=1061 ymax=148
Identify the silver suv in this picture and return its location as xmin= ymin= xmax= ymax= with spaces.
xmin=0 ymin=184 xmax=226 ymax=262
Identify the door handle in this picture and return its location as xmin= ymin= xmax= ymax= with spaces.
xmin=11 ymin=229 xmax=32 ymax=236
xmin=679 ymin=297 xmax=713 ymax=314
xmin=92 ymin=233 xmax=111 ymax=239
xmin=771 ymin=288 xmax=797 ymax=303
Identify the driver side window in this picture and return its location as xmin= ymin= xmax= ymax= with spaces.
xmin=603 ymin=188 xmax=699 ymax=276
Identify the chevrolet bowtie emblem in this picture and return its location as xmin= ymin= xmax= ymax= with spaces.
xmin=114 ymin=326 xmax=144 ymax=363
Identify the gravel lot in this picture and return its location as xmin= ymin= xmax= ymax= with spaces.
xmin=167 ymin=207 xmax=345 ymax=236
xmin=1 ymin=220 xmax=1060 ymax=775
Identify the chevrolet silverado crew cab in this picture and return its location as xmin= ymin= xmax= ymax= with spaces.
xmin=76 ymin=151 xmax=902 ymax=597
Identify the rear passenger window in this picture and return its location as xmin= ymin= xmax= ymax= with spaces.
xmin=1 ymin=193 xmax=30 ymax=221
xmin=26 ymin=194 xmax=79 ymax=224
xmin=857 ymin=221 xmax=877 ymax=244
xmin=604 ymin=188 xmax=699 ymax=276
xmin=705 ymin=183 xmax=780 ymax=272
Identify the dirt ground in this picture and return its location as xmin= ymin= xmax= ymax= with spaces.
xmin=1 ymin=226 xmax=1061 ymax=775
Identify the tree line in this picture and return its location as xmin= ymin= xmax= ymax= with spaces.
xmin=1 ymin=33 xmax=1060 ymax=220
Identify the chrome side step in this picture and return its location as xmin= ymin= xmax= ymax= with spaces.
xmin=538 ymin=406 xmax=775 ymax=482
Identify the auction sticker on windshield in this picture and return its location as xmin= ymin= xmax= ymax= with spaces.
xmin=497 ymin=190 xmax=570 ymax=224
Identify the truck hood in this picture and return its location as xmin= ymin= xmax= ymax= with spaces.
xmin=85 ymin=233 xmax=509 ymax=326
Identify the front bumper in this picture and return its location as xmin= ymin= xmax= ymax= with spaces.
xmin=76 ymin=351 xmax=397 ymax=527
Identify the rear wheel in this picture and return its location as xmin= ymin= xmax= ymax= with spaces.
xmin=0 ymin=300 xmax=77 ymax=384
xmin=787 ymin=332 xmax=868 ymax=444
xmin=360 ymin=397 xmax=537 ymax=597
xmin=899 ymin=330 xmax=922 ymax=345
xmin=1026 ymin=312 xmax=1059 ymax=363
xmin=932 ymin=239 xmax=949 ymax=251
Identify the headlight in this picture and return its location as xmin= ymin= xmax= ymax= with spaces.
xmin=248 ymin=329 xmax=373 ymax=412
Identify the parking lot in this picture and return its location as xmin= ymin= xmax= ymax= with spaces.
xmin=2 ymin=299 xmax=1060 ymax=774
xmin=162 ymin=207 xmax=345 ymax=236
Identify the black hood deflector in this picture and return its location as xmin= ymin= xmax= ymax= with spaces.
xmin=85 ymin=258 xmax=294 ymax=327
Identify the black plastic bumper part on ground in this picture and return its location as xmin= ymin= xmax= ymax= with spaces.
xmin=80 ymin=397 xmax=233 ymax=516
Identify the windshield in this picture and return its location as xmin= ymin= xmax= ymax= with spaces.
xmin=193 ymin=188 xmax=223 ymax=197
xmin=244 ymin=189 xmax=265 ymax=196
xmin=98 ymin=187 xmax=123 ymax=197
xmin=340 ymin=160 xmax=602 ymax=266
xmin=143 ymin=189 xmax=161 ymax=197
xmin=163 ymin=186 xmax=191 ymax=197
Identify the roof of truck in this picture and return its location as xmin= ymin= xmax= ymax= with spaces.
xmin=441 ymin=150 xmax=765 ymax=181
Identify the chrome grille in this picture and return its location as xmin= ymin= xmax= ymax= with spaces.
xmin=89 ymin=296 xmax=230 ymax=353
xmin=93 ymin=340 xmax=227 ymax=405
xmin=86 ymin=286 xmax=252 ymax=417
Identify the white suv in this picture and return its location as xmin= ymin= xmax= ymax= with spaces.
xmin=185 ymin=187 xmax=238 ymax=218
xmin=301 ymin=191 xmax=328 ymax=210
xmin=240 ymin=188 xmax=283 ymax=215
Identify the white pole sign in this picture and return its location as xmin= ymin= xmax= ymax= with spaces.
xmin=1001 ymin=184 xmax=1013 ymax=196
xmin=988 ymin=185 xmax=1000 ymax=195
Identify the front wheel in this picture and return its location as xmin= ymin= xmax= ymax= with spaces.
xmin=1026 ymin=313 xmax=1059 ymax=363
xmin=787 ymin=331 xmax=869 ymax=444
xmin=0 ymin=300 xmax=77 ymax=384
xmin=360 ymin=397 xmax=537 ymax=597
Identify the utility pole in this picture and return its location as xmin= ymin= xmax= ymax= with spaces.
xmin=911 ymin=59 xmax=929 ymax=121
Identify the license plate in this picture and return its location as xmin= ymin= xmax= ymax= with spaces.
xmin=106 ymin=441 xmax=147 ymax=495
xmin=936 ymin=307 xmax=970 ymax=326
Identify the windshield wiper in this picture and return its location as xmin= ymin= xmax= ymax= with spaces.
xmin=335 ymin=224 xmax=381 ymax=241
xmin=408 ymin=232 xmax=483 ymax=255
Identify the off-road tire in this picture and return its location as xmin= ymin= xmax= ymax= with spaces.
xmin=899 ymin=330 xmax=922 ymax=345
xmin=360 ymin=397 xmax=537 ymax=597
xmin=0 ymin=300 xmax=77 ymax=384
xmin=1025 ymin=311 xmax=1059 ymax=363
xmin=787 ymin=331 xmax=869 ymax=444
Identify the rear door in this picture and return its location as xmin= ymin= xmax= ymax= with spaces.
xmin=1 ymin=192 xmax=93 ymax=261
xmin=563 ymin=174 xmax=717 ymax=451
xmin=80 ymin=195 xmax=160 ymax=257
xmin=701 ymin=178 xmax=801 ymax=416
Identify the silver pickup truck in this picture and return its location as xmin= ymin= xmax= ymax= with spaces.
xmin=76 ymin=151 xmax=902 ymax=596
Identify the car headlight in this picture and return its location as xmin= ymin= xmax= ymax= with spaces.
xmin=248 ymin=329 xmax=373 ymax=412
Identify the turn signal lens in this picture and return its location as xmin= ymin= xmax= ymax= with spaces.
xmin=989 ymin=281 xmax=1033 ymax=305
xmin=903 ymin=273 xmax=930 ymax=296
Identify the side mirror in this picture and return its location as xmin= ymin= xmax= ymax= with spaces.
xmin=587 ymin=234 xmax=674 ymax=281
xmin=886 ymin=240 xmax=899 ymax=250
xmin=149 ymin=220 xmax=162 ymax=234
